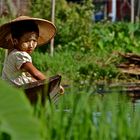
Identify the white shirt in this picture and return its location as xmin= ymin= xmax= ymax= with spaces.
xmin=2 ymin=49 xmax=36 ymax=86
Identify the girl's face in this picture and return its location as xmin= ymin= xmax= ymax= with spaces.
xmin=17 ymin=32 xmax=38 ymax=54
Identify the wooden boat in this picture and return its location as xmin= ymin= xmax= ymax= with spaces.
xmin=19 ymin=75 xmax=63 ymax=105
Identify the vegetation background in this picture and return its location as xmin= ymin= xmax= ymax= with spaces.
xmin=30 ymin=0 xmax=140 ymax=87
xmin=1 ymin=0 xmax=140 ymax=139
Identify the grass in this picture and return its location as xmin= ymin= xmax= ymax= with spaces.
xmin=32 ymin=87 xmax=140 ymax=140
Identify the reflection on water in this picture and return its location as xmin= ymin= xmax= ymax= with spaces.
xmin=131 ymin=97 xmax=140 ymax=112
xmin=94 ymin=83 xmax=140 ymax=112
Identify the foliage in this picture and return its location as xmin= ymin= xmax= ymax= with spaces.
xmin=0 ymin=76 xmax=140 ymax=140
xmin=28 ymin=0 xmax=140 ymax=87
xmin=29 ymin=0 xmax=51 ymax=19
xmin=91 ymin=22 xmax=140 ymax=54
xmin=0 ymin=16 xmax=10 ymax=25
xmin=29 ymin=0 xmax=94 ymax=52
xmin=29 ymin=0 xmax=140 ymax=54
xmin=55 ymin=0 xmax=94 ymax=52
xmin=31 ymin=51 xmax=49 ymax=72
xmin=0 ymin=80 xmax=43 ymax=140
xmin=34 ymin=88 xmax=140 ymax=140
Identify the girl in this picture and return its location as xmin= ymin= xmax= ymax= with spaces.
xmin=0 ymin=16 xmax=64 ymax=93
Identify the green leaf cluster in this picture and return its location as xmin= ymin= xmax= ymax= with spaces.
xmin=0 ymin=80 xmax=43 ymax=140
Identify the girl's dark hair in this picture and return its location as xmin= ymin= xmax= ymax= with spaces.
xmin=11 ymin=20 xmax=39 ymax=39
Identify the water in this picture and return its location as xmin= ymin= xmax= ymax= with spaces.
xmin=94 ymin=83 xmax=140 ymax=112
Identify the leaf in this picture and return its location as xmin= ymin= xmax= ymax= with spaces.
xmin=98 ymin=41 xmax=104 ymax=50
xmin=0 ymin=80 xmax=43 ymax=140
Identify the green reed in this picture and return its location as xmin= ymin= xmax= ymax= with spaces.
xmin=33 ymin=87 xmax=140 ymax=140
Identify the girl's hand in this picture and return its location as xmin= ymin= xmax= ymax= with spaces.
xmin=59 ymin=85 xmax=64 ymax=94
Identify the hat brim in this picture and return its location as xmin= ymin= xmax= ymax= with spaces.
xmin=0 ymin=16 xmax=56 ymax=49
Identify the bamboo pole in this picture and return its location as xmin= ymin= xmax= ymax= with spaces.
xmin=50 ymin=0 xmax=55 ymax=57
xmin=112 ymin=0 xmax=116 ymax=22
xmin=137 ymin=0 xmax=140 ymax=21
xmin=131 ymin=0 xmax=134 ymax=23
xmin=131 ymin=0 xmax=134 ymax=38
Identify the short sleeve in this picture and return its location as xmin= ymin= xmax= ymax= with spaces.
xmin=15 ymin=51 xmax=32 ymax=70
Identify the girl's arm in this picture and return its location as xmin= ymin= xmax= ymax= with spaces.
xmin=21 ymin=62 xmax=46 ymax=80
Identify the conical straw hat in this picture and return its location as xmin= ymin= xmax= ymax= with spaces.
xmin=0 ymin=16 xmax=56 ymax=49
